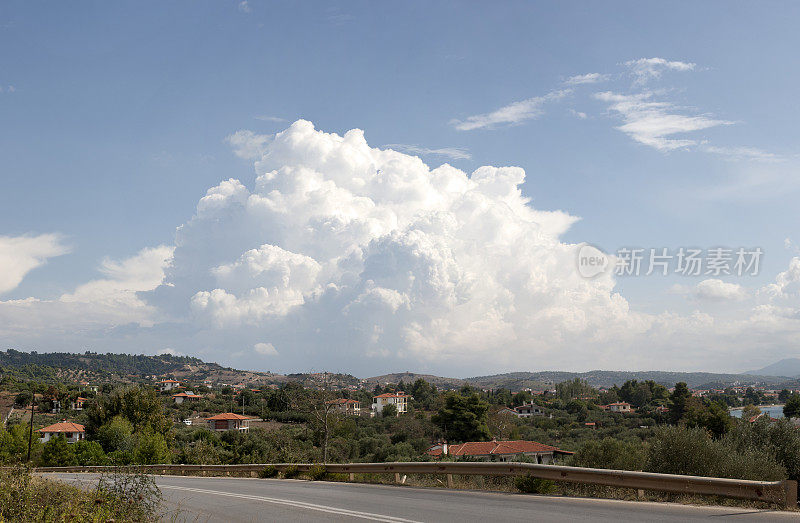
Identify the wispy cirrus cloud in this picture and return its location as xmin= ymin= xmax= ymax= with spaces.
xmin=254 ymin=115 xmax=286 ymax=122
xmin=451 ymin=89 xmax=571 ymax=131
xmin=594 ymin=91 xmax=732 ymax=151
xmin=384 ymin=144 xmax=471 ymax=160
xmin=0 ymin=233 xmax=70 ymax=295
xmin=565 ymin=72 xmax=609 ymax=85
xmin=624 ymin=57 xmax=695 ymax=85
xmin=700 ymin=144 xmax=782 ymax=163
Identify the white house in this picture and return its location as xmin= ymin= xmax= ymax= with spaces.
xmin=157 ymin=379 xmax=181 ymax=392
xmin=602 ymin=402 xmax=633 ymax=413
xmin=514 ymin=403 xmax=545 ymax=418
xmin=38 ymin=421 xmax=85 ymax=443
xmin=70 ymin=397 xmax=88 ymax=411
xmin=372 ymin=392 xmax=409 ymax=416
xmin=325 ymin=398 xmax=361 ymax=415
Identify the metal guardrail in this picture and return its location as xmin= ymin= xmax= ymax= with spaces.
xmin=35 ymin=461 xmax=798 ymax=508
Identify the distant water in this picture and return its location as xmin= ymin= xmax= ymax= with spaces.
xmin=729 ymin=405 xmax=784 ymax=418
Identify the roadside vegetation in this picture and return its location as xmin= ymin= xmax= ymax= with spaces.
xmin=3 ymin=366 xmax=800 ymax=510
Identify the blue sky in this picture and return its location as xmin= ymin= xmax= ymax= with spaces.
xmin=2 ymin=2 xmax=799 ymax=376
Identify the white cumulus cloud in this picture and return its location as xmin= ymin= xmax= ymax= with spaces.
xmin=694 ymin=279 xmax=747 ymax=301
xmin=145 ymin=119 xmax=649 ymax=372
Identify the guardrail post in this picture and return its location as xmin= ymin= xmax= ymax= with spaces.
xmin=447 ymin=474 xmax=454 ymax=488
xmin=783 ymin=480 xmax=797 ymax=508
xmin=349 ymin=473 xmax=355 ymax=481
xmin=395 ymin=473 xmax=401 ymax=483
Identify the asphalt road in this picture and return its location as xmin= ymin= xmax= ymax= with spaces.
xmin=47 ymin=473 xmax=799 ymax=522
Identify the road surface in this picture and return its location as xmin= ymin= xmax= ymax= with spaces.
xmin=46 ymin=473 xmax=799 ymax=522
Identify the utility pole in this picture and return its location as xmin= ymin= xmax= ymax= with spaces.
xmin=27 ymin=396 xmax=35 ymax=461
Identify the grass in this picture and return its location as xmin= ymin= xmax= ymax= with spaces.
xmin=0 ymin=464 xmax=165 ymax=522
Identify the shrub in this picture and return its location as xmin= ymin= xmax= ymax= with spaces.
xmin=514 ymin=475 xmax=556 ymax=494
xmin=646 ymin=425 xmax=785 ymax=481
xmin=569 ymin=438 xmax=647 ymax=471
xmin=259 ymin=465 xmax=278 ymax=478
xmin=308 ymin=464 xmax=328 ymax=481
xmin=282 ymin=465 xmax=299 ymax=478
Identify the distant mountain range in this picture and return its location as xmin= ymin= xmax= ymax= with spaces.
xmin=367 ymin=369 xmax=799 ymax=390
xmin=745 ymin=358 xmax=800 ymax=378
xmin=4 ymin=349 xmax=800 ymax=391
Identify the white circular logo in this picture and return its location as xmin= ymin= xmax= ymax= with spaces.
xmin=577 ymin=244 xmax=609 ymax=278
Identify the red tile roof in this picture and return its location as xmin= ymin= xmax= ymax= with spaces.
xmin=38 ymin=422 xmax=85 ymax=433
xmin=206 ymin=412 xmax=254 ymax=421
xmin=373 ymin=393 xmax=408 ymax=399
xmin=158 ymin=379 xmax=180 ymax=383
xmin=172 ymin=392 xmax=202 ymax=398
xmin=427 ymin=440 xmax=572 ymax=457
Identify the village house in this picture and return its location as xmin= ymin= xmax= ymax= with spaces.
xmin=514 ymin=403 xmax=545 ymax=418
xmin=601 ymin=402 xmax=633 ymax=413
xmin=172 ymin=391 xmax=202 ymax=404
xmin=157 ymin=379 xmax=181 ymax=392
xmin=38 ymin=421 xmax=85 ymax=443
xmin=372 ymin=392 xmax=409 ymax=416
xmin=70 ymin=397 xmax=88 ymax=411
xmin=426 ymin=439 xmax=573 ymax=464
xmin=206 ymin=412 xmax=254 ymax=432
xmin=325 ymin=398 xmax=361 ymax=415
xmin=80 ymin=382 xmax=99 ymax=393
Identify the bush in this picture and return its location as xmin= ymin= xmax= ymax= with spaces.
xmin=308 ymin=464 xmax=327 ymax=481
xmin=259 ymin=465 xmax=278 ymax=478
xmin=97 ymin=467 xmax=164 ymax=520
xmin=569 ymin=438 xmax=647 ymax=471
xmin=514 ymin=475 xmax=556 ymax=494
xmin=646 ymin=425 xmax=785 ymax=481
xmin=282 ymin=465 xmax=299 ymax=478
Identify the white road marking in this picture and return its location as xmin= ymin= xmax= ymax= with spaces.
xmin=159 ymin=484 xmax=423 ymax=522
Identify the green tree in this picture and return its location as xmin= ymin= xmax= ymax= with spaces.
xmin=40 ymin=436 xmax=76 ymax=467
xmin=668 ymin=382 xmax=692 ymax=424
xmin=432 ymin=393 xmax=491 ymax=443
xmin=784 ymin=394 xmax=800 ymax=418
xmin=73 ymin=440 xmax=108 ymax=465
xmin=779 ymin=389 xmax=792 ymax=403
xmin=97 ymin=415 xmax=135 ymax=454
xmin=134 ymin=430 xmax=171 ymax=464
xmin=382 ymin=404 xmax=398 ymax=418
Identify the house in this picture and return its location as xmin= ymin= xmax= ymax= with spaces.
xmin=601 ymin=402 xmax=633 ymax=413
xmin=70 ymin=397 xmax=88 ymax=411
xmin=514 ymin=403 xmax=545 ymax=418
xmin=172 ymin=391 xmax=202 ymax=404
xmin=426 ymin=439 xmax=573 ymax=464
xmin=325 ymin=398 xmax=361 ymax=415
xmin=206 ymin=412 xmax=254 ymax=432
xmin=157 ymin=379 xmax=181 ymax=392
xmin=80 ymin=382 xmax=99 ymax=393
xmin=372 ymin=392 xmax=409 ymax=416
xmin=38 ymin=421 xmax=85 ymax=443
